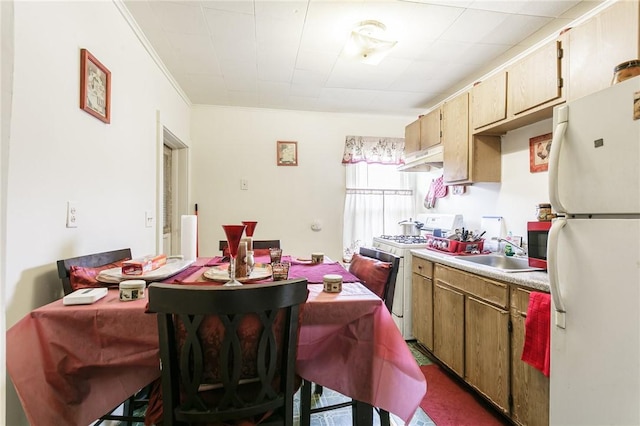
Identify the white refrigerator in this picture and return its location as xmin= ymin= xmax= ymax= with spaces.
xmin=548 ymin=76 xmax=640 ymax=425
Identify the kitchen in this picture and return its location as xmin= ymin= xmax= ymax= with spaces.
xmin=2 ymin=0 xmax=639 ymax=425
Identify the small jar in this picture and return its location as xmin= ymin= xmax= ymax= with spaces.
xmin=323 ymin=274 xmax=342 ymax=293
xmin=612 ymin=60 xmax=640 ymax=85
xmin=536 ymin=203 xmax=553 ymax=221
xmin=246 ymin=250 xmax=255 ymax=275
xmin=119 ymin=280 xmax=146 ymax=301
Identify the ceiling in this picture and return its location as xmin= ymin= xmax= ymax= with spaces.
xmin=122 ymin=0 xmax=604 ymax=117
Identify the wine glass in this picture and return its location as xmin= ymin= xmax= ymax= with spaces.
xmin=242 ymin=221 xmax=258 ymax=250
xmin=222 ymin=224 xmax=246 ymax=286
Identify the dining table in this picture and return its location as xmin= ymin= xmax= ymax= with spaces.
xmin=6 ymin=255 xmax=426 ymax=426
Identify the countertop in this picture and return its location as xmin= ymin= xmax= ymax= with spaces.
xmin=410 ymin=249 xmax=550 ymax=293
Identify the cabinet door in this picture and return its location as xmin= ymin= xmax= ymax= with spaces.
xmin=465 ymin=296 xmax=510 ymax=414
xmin=566 ymin=1 xmax=640 ymax=101
xmin=404 ymin=118 xmax=421 ymax=155
xmin=412 ymin=273 xmax=434 ymax=350
xmin=511 ymin=288 xmax=550 ymax=426
xmin=420 ymin=108 xmax=441 ymax=150
xmin=434 ymin=283 xmax=464 ymax=376
xmin=472 ymin=71 xmax=507 ymax=129
xmin=442 ymin=92 xmax=470 ymax=183
xmin=509 ymin=40 xmax=562 ymax=115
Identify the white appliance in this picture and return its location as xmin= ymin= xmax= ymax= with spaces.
xmin=372 ymin=213 xmax=463 ymax=339
xmin=548 ymin=77 xmax=640 ymax=425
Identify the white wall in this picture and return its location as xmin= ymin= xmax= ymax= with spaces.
xmin=414 ymin=118 xmax=553 ymax=245
xmin=190 ymin=106 xmax=552 ymax=260
xmin=4 ymin=1 xmax=191 ymax=424
xmin=190 ymin=106 xmax=411 ymax=262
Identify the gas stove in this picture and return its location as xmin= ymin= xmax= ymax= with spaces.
xmin=378 ymin=235 xmax=429 ymax=245
xmin=370 ymin=213 xmax=464 ymax=340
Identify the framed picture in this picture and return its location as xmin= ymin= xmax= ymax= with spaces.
xmin=80 ymin=49 xmax=111 ymax=123
xmin=529 ymin=132 xmax=552 ymax=173
xmin=277 ymin=141 xmax=298 ymax=166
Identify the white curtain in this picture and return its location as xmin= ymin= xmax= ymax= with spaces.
xmin=343 ymin=162 xmax=415 ymax=251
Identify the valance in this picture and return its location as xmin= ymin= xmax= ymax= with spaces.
xmin=342 ymin=135 xmax=405 ymax=165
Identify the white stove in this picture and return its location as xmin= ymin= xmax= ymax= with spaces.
xmin=371 ymin=213 xmax=463 ymax=339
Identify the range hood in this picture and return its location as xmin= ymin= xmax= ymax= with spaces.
xmin=398 ymin=144 xmax=444 ymax=172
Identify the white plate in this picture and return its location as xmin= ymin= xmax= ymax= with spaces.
xmin=203 ymin=264 xmax=272 ymax=283
xmin=96 ymin=258 xmax=195 ymax=284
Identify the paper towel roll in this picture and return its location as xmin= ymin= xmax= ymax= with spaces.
xmin=181 ymin=215 xmax=198 ymax=261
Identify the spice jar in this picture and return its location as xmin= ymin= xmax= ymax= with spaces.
xmin=612 ymin=60 xmax=640 ymax=85
xmin=536 ymin=203 xmax=553 ymax=221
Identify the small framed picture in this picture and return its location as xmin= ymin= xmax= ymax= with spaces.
xmin=80 ymin=49 xmax=111 ymax=123
xmin=529 ymin=133 xmax=552 ymax=173
xmin=277 ymin=141 xmax=298 ymax=166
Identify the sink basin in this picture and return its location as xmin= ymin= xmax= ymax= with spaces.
xmin=457 ymin=254 xmax=544 ymax=273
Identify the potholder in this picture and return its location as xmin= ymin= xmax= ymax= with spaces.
xmin=424 ymin=179 xmax=436 ymax=209
xmin=433 ymin=175 xmax=448 ymax=198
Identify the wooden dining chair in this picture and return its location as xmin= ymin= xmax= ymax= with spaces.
xmin=300 ymin=247 xmax=400 ymax=426
xmin=56 ymin=248 xmax=149 ymax=425
xmin=147 ymin=279 xmax=308 ymax=426
xmin=219 ymin=239 xmax=281 ymax=255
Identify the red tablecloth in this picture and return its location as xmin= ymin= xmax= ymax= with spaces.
xmin=6 ymin=259 xmax=426 ymax=425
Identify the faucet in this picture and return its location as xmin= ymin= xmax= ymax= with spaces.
xmin=497 ymin=238 xmax=527 ymax=256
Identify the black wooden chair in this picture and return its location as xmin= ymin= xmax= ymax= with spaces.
xmin=147 ymin=279 xmax=308 ymax=426
xmin=56 ymin=248 xmax=149 ymax=425
xmin=219 ymin=239 xmax=281 ymax=254
xmin=56 ymin=247 xmax=131 ymax=295
xmin=300 ymin=247 xmax=400 ymax=426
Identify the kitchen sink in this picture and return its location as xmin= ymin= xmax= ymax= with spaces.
xmin=457 ymin=254 xmax=544 ymax=273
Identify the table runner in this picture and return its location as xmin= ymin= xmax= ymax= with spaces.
xmin=170 ymin=257 xmax=360 ymax=284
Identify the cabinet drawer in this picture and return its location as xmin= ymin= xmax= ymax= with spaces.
xmin=435 ymin=264 xmax=508 ymax=308
xmin=511 ymin=286 xmax=532 ymax=316
xmin=413 ymin=257 xmax=434 ymax=278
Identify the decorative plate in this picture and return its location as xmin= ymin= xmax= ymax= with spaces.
xmin=96 ymin=258 xmax=195 ymax=284
xmin=203 ymin=264 xmax=272 ymax=283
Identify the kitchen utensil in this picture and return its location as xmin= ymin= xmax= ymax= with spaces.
xmin=398 ymin=219 xmax=423 ymax=236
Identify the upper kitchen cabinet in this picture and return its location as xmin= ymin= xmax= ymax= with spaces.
xmin=442 ymin=92 xmax=501 ymax=185
xmin=404 ymin=118 xmax=421 ymax=155
xmin=565 ymin=0 xmax=640 ymax=102
xmin=508 ymin=39 xmax=563 ymax=116
xmin=404 ymin=108 xmax=441 ymax=156
xmin=471 ymin=71 xmax=508 ymax=130
xmin=473 ymin=37 xmax=565 ymax=135
xmin=420 ymin=108 xmax=442 ymax=150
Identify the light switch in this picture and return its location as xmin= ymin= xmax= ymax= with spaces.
xmin=241 ymin=179 xmax=249 ymax=190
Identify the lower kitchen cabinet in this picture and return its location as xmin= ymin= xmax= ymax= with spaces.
xmin=412 ymin=257 xmax=434 ymax=350
xmin=414 ymin=257 xmax=549 ymax=426
xmin=465 ymin=296 xmax=510 ymax=414
xmin=433 ymin=282 xmax=465 ymax=376
xmin=510 ymin=287 xmax=550 ymax=426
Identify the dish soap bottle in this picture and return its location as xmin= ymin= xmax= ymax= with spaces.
xmin=504 ymin=232 xmax=514 ymax=256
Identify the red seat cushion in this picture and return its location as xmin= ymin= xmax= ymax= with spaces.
xmin=69 ymin=259 xmax=129 ymax=291
xmin=348 ymin=254 xmax=392 ymax=300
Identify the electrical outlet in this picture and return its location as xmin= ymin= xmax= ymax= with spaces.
xmin=66 ymin=201 xmax=78 ymax=228
xmin=145 ymin=211 xmax=154 ymax=228
xmin=240 ymin=179 xmax=249 ymax=190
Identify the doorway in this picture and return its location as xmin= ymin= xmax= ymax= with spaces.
xmin=160 ymin=126 xmax=189 ymax=255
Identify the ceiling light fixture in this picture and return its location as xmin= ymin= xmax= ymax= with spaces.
xmin=343 ymin=20 xmax=398 ymax=66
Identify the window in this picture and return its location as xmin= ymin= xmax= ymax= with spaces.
xmin=342 ymin=136 xmax=414 ymax=251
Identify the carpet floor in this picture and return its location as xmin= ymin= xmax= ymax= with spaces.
xmin=419 ymin=364 xmax=511 ymax=426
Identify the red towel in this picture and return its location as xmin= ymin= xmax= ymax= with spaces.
xmin=521 ymin=292 xmax=551 ymax=377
